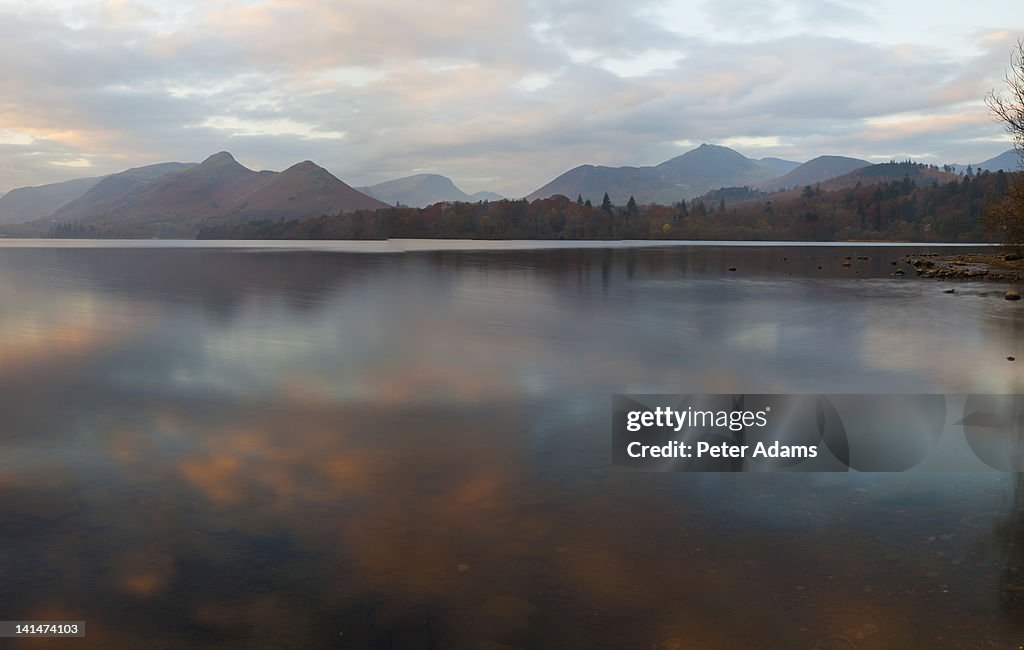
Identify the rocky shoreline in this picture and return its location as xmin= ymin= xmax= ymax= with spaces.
xmin=900 ymin=252 xmax=1024 ymax=282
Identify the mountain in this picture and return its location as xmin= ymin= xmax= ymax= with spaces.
xmin=756 ymin=157 xmax=802 ymax=177
xmin=52 ymin=161 xmax=199 ymax=223
xmin=359 ymin=173 xmax=503 ymax=207
xmin=526 ymin=144 xmax=785 ymax=204
xmin=46 ymin=152 xmax=385 ymax=235
xmin=0 ymin=175 xmax=106 ymax=225
xmin=654 ymin=144 xmax=777 ymax=194
xmin=977 ymin=150 xmax=1021 ymax=172
xmin=226 ymin=160 xmax=386 ymax=219
xmin=757 ymin=155 xmax=871 ymax=192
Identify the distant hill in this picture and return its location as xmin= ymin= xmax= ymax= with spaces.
xmin=526 ymin=144 xmax=789 ymax=204
xmin=361 ymin=174 xmax=468 ymax=207
xmin=977 ymin=150 xmax=1021 ymax=172
xmin=469 ymin=191 xmax=504 ymax=201
xmin=948 ymin=150 xmax=1021 ymax=174
xmin=359 ymin=173 xmax=503 ymax=207
xmin=526 ymin=163 xmax=669 ymax=205
xmin=757 ymin=155 xmax=871 ymax=192
xmin=833 ymin=161 xmax=958 ymax=188
xmin=0 ymin=175 xmax=106 ymax=225
xmin=756 ymin=157 xmax=801 ymax=177
xmin=765 ymin=161 xmax=959 ymax=203
xmin=45 ymin=152 xmax=385 ymax=236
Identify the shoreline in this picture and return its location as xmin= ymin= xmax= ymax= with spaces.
xmin=905 ymin=251 xmax=1024 ymax=281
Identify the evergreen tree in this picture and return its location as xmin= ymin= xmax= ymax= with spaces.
xmin=626 ymin=195 xmax=639 ymax=217
xmin=601 ymin=192 xmax=613 ymax=214
xmin=676 ymin=200 xmax=688 ymax=223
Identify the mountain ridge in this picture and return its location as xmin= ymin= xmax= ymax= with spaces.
xmin=526 ymin=144 xmax=799 ymax=204
xmin=44 ymin=152 xmax=385 ymax=236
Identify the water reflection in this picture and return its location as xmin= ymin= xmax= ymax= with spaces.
xmin=1 ymin=243 xmax=1023 ymax=647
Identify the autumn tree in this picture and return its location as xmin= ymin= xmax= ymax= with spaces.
xmin=985 ymin=38 xmax=1024 ymax=247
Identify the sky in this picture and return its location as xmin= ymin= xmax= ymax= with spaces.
xmin=0 ymin=0 xmax=1022 ymax=197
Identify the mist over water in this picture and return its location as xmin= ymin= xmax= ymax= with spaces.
xmin=2 ymin=242 xmax=1024 ymax=647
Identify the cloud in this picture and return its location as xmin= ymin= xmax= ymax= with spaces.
xmin=0 ymin=1 xmax=1021 ymax=195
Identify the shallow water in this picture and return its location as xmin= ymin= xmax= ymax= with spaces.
xmin=1 ymin=241 xmax=1023 ymax=648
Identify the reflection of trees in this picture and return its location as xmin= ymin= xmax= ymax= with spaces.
xmin=1 ymin=244 xmax=972 ymax=325
xmin=0 ymin=247 xmax=376 ymax=316
xmin=419 ymin=244 xmax=946 ymax=284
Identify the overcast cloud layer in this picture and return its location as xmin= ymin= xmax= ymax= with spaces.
xmin=0 ymin=0 xmax=1022 ymax=196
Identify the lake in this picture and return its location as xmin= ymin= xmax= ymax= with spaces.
xmin=1 ymin=240 xmax=1023 ymax=648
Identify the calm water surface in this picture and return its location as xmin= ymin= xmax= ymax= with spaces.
xmin=1 ymin=241 xmax=1023 ymax=648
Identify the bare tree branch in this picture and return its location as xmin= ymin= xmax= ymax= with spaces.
xmin=986 ymin=39 xmax=1024 ymax=169
xmin=984 ymin=39 xmax=1024 ymax=247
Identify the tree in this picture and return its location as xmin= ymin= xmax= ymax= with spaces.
xmin=601 ymin=192 xmax=613 ymax=213
xmin=577 ymin=193 xmax=584 ymax=205
xmin=985 ymin=39 xmax=1024 ymax=247
xmin=676 ymin=200 xmax=688 ymax=223
xmin=626 ymin=195 xmax=639 ymax=217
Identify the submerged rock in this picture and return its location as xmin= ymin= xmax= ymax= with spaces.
xmin=1006 ymin=290 xmax=1021 ymax=301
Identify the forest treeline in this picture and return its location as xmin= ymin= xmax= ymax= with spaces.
xmin=52 ymin=167 xmax=1019 ymax=242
